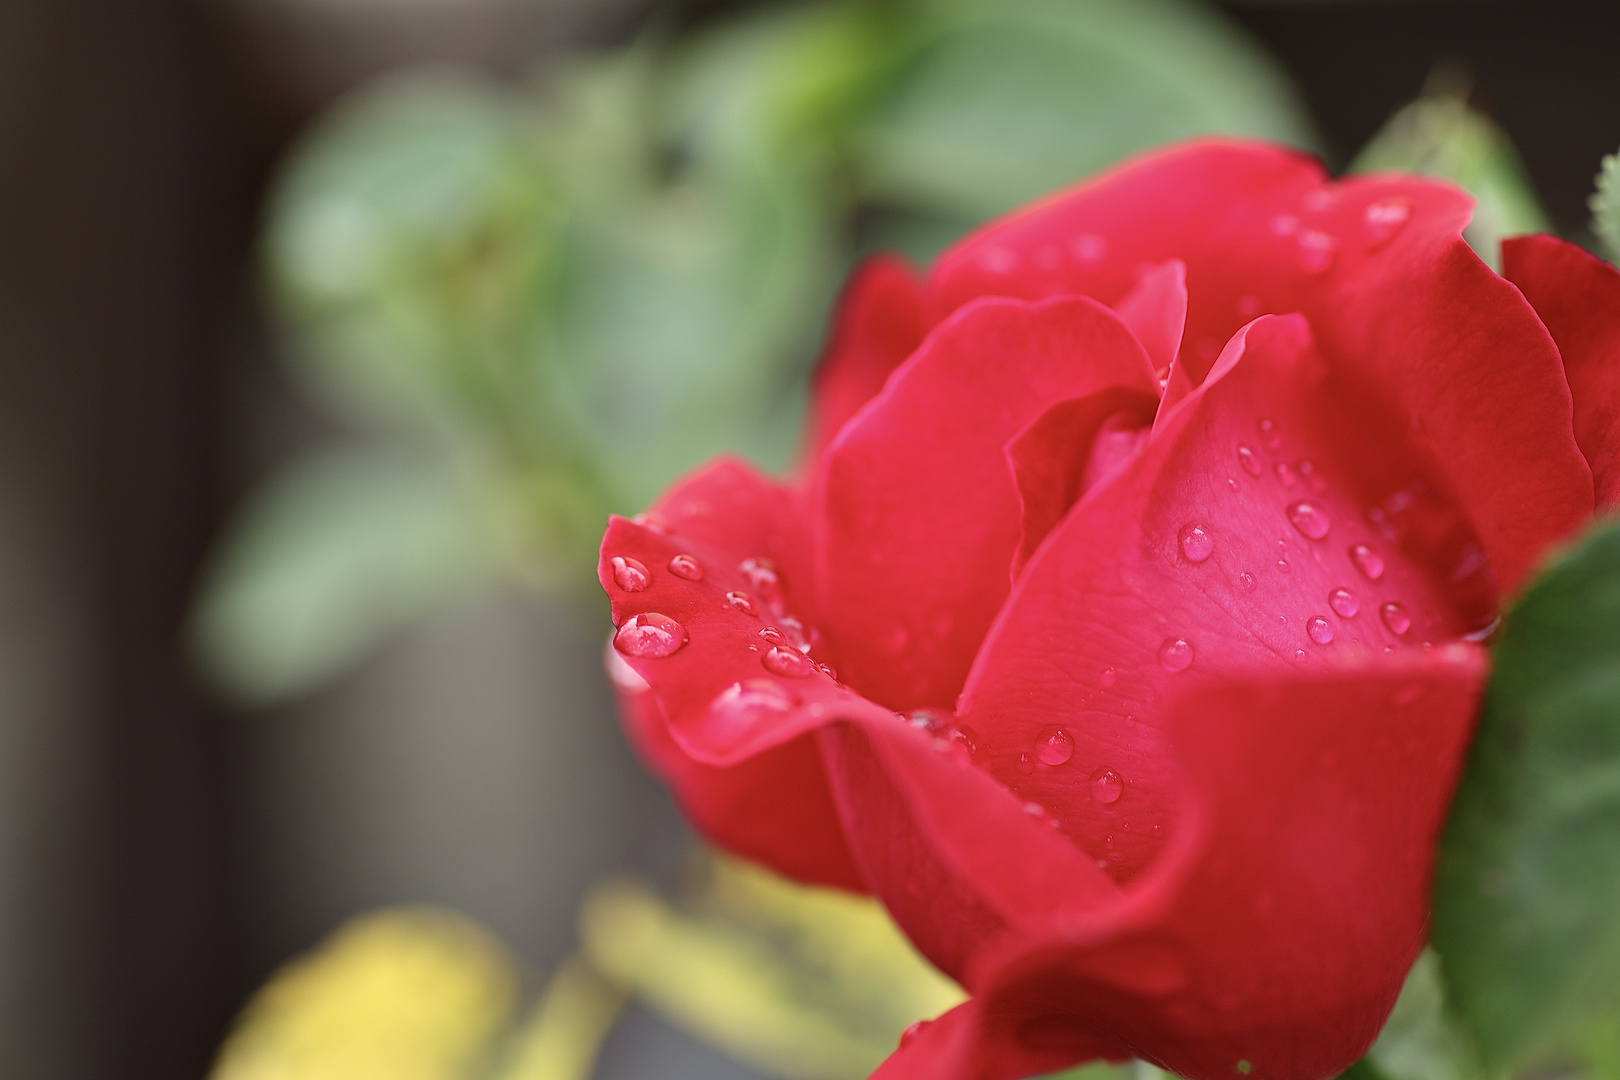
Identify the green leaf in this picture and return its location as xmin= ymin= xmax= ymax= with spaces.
xmin=1432 ymin=517 xmax=1620 ymax=1075
xmin=1364 ymin=950 xmax=1481 ymax=1080
xmin=1350 ymin=72 xmax=1550 ymax=270
xmin=1592 ymin=148 xmax=1620 ymax=264
xmin=853 ymin=0 xmax=1320 ymax=225
xmin=191 ymin=450 xmax=490 ymax=705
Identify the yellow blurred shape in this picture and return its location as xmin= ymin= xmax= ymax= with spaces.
xmin=210 ymin=907 xmax=520 ymax=1080
xmin=492 ymin=956 xmax=624 ymax=1080
xmin=580 ymin=851 xmax=966 ymax=1080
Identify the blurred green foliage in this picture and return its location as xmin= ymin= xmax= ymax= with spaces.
xmin=1350 ymin=67 xmax=1550 ymax=269
xmin=197 ymin=0 xmax=1317 ymax=704
xmin=1593 ymin=148 xmax=1620 ymax=263
xmin=1433 ymin=517 xmax=1620 ymax=1079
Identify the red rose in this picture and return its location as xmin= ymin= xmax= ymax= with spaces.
xmin=597 ymin=140 xmax=1620 ymax=1080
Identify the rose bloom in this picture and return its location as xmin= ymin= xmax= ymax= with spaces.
xmin=597 ymin=141 xmax=1620 ymax=1080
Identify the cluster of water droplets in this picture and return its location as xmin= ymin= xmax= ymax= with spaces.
xmin=1268 ymin=193 xmax=1413 ymax=276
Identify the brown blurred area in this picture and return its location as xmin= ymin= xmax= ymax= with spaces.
xmin=0 ymin=1 xmax=1615 ymax=1078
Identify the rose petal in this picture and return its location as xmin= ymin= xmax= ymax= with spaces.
xmin=1111 ymin=258 xmax=1189 ymax=386
xmin=815 ymin=295 xmax=1157 ymax=712
xmin=924 ymin=650 xmax=1486 ymax=1080
xmin=1502 ymin=234 xmax=1620 ymax=511
xmin=870 ymin=999 xmax=1126 ymax=1080
xmin=931 ymin=139 xmax=1592 ymax=593
xmin=805 ymin=255 xmax=931 ymax=468
xmin=959 ymin=314 xmax=1496 ymax=880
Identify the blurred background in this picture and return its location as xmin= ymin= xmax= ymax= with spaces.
xmin=0 ymin=1 xmax=1617 ymax=1078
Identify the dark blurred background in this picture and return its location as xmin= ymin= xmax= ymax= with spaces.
xmin=0 ymin=1 xmax=1616 ymax=1077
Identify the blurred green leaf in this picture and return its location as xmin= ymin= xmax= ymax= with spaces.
xmin=1433 ymin=517 xmax=1620 ymax=1076
xmin=1350 ymin=71 xmax=1550 ymax=269
xmin=1592 ymin=148 xmax=1620 ymax=264
xmin=491 ymin=956 xmax=624 ymax=1080
xmin=854 ymin=0 xmax=1319 ymax=228
xmin=192 ymin=450 xmax=489 ymax=705
xmin=579 ymin=850 xmax=965 ymax=1080
xmin=1363 ymin=950 xmax=1481 ymax=1080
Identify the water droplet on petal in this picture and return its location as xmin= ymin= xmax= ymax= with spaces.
xmin=739 ymin=557 xmax=784 ymax=611
xmin=1298 ymin=460 xmax=1327 ymax=493
xmin=1152 ymin=823 xmax=1164 ymax=838
xmin=1275 ymin=461 xmax=1297 ymax=487
xmin=759 ymin=626 xmax=789 ymax=647
xmin=1237 ymin=445 xmax=1262 ymax=476
xmin=762 ymin=645 xmax=813 ymax=678
xmin=1239 ymin=571 xmax=1257 ymax=592
xmin=1277 ymin=558 xmax=1290 ymax=574
xmin=1236 ymin=294 xmax=1263 ymax=318
xmin=1297 ymin=229 xmax=1339 ymax=273
xmin=816 ymin=662 xmax=837 ymax=680
xmin=1350 ymin=543 xmax=1385 ymax=581
xmin=900 ymin=1020 xmax=931 ymax=1050
xmin=611 ymin=555 xmax=651 ymax=592
xmin=776 ymin=616 xmax=810 ymax=651
xmin=1362 ymin=198 xmax=1412 ymax=250
xmin=1070 ymin=233 xmax=1108 ymax=266
xmin=1158 ymin=638 xmax=1193 ymax=673
xmin=1179 ymin=523 xmax=1214 ymax=563
xmin=950 ymin=724 xmax=981 ymax=760
xmin=1329 ymin=587 xmax=1359 ymax=618
xmin=1270 ymin=214 xmax=1299 ymax=237
xmin=1035 ymin=726 xmax=1074 ymax=766
xmin=726 ymin=591 xmax=758 ymax=616
xmin=613 ymin=612 xmax=687 ymax=658
xmin=632 ymin=512 xmax=671 ymax=535
xmin=1287 ymin=501 xmax=1330 ymax=540
xmin=1016 ymin=752 xmax=1035 ymax=776
xmin=1381 ymin=602 xmax=1412 ymax=635
xmin=1257 ymin=418 xmax=1282 ymax=451
xmin=1308 ymin=616 xmax=1334 ymax=645
xmin=708 ymin=679 xmax=795 ymax=731
xmin=907 ymin=709 xmax=951 ymax=736
xmin=1090 ymin=766 xmax=1124 ymax=804
xmin=667 ymin=554 xmax=703 ymax=581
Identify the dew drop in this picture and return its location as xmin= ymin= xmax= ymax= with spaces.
xmin=950 ymin=725 xmax=981 ymax=759
xmin=1237 ymin=445 xmax=1262 ymax=476
xmin=1298 ymin=460 xmax=1327 ymax=493
xmin=1179 ymin=523 xmax=1214 ymax=563
xmin=762 ymin=645 xmax=814 ymax=678
xmin=1276 ymin=558 xmax=1290 ymax=574
xmin=776 ymin=616 xmax=810 ymax=651
xmin=1152 ymin=823 xmax=1165 ymax=838
xmin=1329 ymin=587 xmax=1359 ymax=618
xmin=1308 ymin=616 xmax=1334 ymax=645
xmin=1158 ymin=638 xmax=1194 ymax=673
xmin=1286 ymin=501 xmax=1330 ymax=540
xmin=611 ymin=555 xmax=651 ymax=592
xmin=1016 ymin=752 xmax=1035 ymax=776
xmin=667 ymin=554 xmax=703 ymax=581
xmin=1295 ymin=648 xmax=1307 ymax=660
xmin=739 ymin=557 xmax=784 ymax=610
xmin=1275 ymin=461 xmax=1297 ymax=488
xmin=900 ymin=1020 xmax=931 ymax=1050
xmin=1362 ymin=198 xmax=1412 ymax=250
xmin=1257 ymin=418 xmax=1282 ymax=451
xmin=1270 ymin=214 xmax=1299 ymax=237
xmin=1297 ymin=229 xmax=1339 ymax=274
xmin=1239 ymin=570 xmax=1257 ymax=592
xmin=1236 ymin=294 xmax=1263 ymax=318
xmin=907 ymin=709 xmax=951 ymax=736
xmin=1381 ymin=602 xmax=1412 ymax=635
xmin=1090 ymin=766 xmax=1125 ymax=805
xmin=816 ymin=662 xmax=837 ymax=680
xmin=1349 ymin=543 xmax=1385 ymax=581
xmin=1100 ymin=666 xmax=1117 ymax=688
xmin=1070 ymin=233 xmax=1108 ymax=266
xmin=726 ymin=591 xmax=758 ymax=616
xmin=613 ymin=612 xmax=687 ymax=658
xmin=708 ymin=679 xmax=795 ymax=731
xmin=1035 ymin=726 xmax=1075 ymax=766
xmin=1124 ymin=714 xmax=1138 ymax=728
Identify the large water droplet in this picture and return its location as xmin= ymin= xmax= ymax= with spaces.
xmin=1257 ymin=418 xmax=1282 ymax=451
xmin=1381 ymin=602 xmax=1412 ymax=635
xmin=1286 ymin=501 xmax=1331 ymax=540
xmin=708 ymin=679 xmax=794 ymax=731
xmin=1090 ymin=766 xmax=1125 ymax=804
xmin=611 ymin=555 xmax=651 ymax=592
xmin=1349 ymin=543 xmax=1385 ymax=581
xmin=1158 ymin=638 xmax=1193 ymax=672
xmin=1308 ymin=616 xmax=1334 ymax=645
xmin=667 ymin=554 xmax=703 ymax=581
xmin=1362 ymin=198 xmax=1412 ymax=250
xmin=726 ymin=591 xmax=758 ymax=617
xmin=1179 ymin=523 xmax=1214 ymax=563
xmin=762 ymin=645 xmax=813 ymax=678
xmin=1297 ymin=229 xmax=1339 ymax=274
xmin=1035 ymin=726 xmax=1074 ymax=766
xmin=613 ymin=612 xmax=687 ymax=658
xmin=1237 ymin=445 xmax=1262 ymax=476
xmin=759 ymin=626 xmax=789 ymax=648
xmin=1329 ymin=587 xmax=1359 ymax=618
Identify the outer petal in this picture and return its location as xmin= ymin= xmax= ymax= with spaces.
xmin=805 ymin=255 xmax=930 ymax=467
xmin=931 ymin=139 xmax=1591 ymax=593
xmin=1502 ymin=234 xmax=1620 ymax=510
xmin=959 ymin=315 xmax=1496 ymax=881
xmin=601 ymin=459 xmax=864 ymax=890
xmin=815 ymin=295 xmax=1157 ymax=712
xmin=867 ymin=651 xmax=1485 ymax=1080
xmin=870 ymin=1000 xmax=1124 ymax=1080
